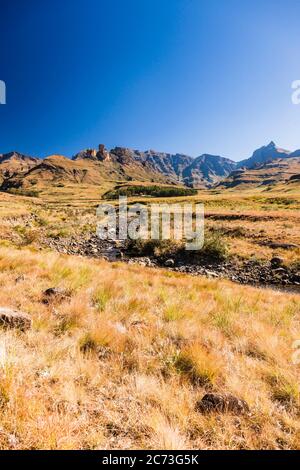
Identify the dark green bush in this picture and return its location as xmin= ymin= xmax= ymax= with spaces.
xmin=127 ymin=232 xmax=228 ymax=262
xmin=5 ymin=188 xmax=40 ymax=198
xmin=127 ymin=238 xmax=184 ymax=258
xmin=103 ymin=185 xmax=197 ymax=199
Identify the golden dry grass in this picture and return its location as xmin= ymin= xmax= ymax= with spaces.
xmin=0 ymin=246 xmax=299 ymax=449
xmin=0 ymin=187 xmax=299 ymax=265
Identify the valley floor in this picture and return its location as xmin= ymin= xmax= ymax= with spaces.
xmin=0 ymin=188 xmax=299 ymax=449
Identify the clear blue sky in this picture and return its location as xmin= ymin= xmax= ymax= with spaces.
xmin=1 ymin=0 xmax=300 ymax=160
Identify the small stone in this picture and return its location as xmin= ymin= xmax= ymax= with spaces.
xmin=271 ymin=257 xmax=284 ymax=267
xmin=164 ymin=259 xmax=175 ymax=267
xmin=195 ymin=393 xmax=250 ymax=415
xmin=204 ymin=270 xmax=219 ymax=278
xmin=137 ymin=257 xmax=152 ymax=266
xmin=0 ymin=307 xmax=32 ymax=331
xmin=273 ymin=267 xmax=286 ymax=274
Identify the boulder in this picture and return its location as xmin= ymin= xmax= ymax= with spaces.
xmin=0 ymin=307 xmax=32 ymax=331
xmin=195 ymin=393 xmax=250 ymax=415
xmin=42 ymin=287 xmax=69 ymax=303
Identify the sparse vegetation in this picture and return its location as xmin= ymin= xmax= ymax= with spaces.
xmin=0 ymin=184 xmax=298 ymax=450
xmin=198 ymin=232 xmax=228 ymax=261
xmin=127 ymin=232 xmax=228 ymax=262
xmin=0 ymin=246 xmax=298 ymax=449
xmin=127 ymin=238 xmax=184 ymax=258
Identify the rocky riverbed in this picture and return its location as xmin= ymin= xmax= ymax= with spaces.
xmin=42 ymin=234 xmax=300 ymax=290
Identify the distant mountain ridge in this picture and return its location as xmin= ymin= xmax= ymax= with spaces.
xmin=72 ymin=145 xmax=236 ymax=187
xmin=0 ymin=141 xmax=300 ymax=191
xmin=217 ymin=157 xmax=300 ymax=190
xmin=238 ymin=141 xmax=291 ymax=169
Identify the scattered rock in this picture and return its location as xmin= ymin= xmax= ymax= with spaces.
xmin=0 ymin=307 xmax=32 ymax=331
xmin=273 ymin=267 xmax=286 ymax=274
xmin=42 ymin=287 xmax=69 ymax=303
xmin=268 ymin=242 xmax=298 ymax=250
xmin=131 ymin=257 xmax=153 ymax=267
xmin=271 ymin=257 xmax=284 ymax=267
xmin=42 ymin=234 xmax=300 ymax=289
xmin=204 ymin=269 xmax=219 ymax=278
xmin=195 ymin=393 xmax=250 ymax=415
xmin=164 ymin=259 xmax=175 ymax=267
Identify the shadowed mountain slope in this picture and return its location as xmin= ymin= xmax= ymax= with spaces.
xmin=217 ymin=157 xmax=300 ymax=190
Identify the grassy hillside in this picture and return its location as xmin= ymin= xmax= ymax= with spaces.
xmin=0 ymin=246 xmax=299 ymax=449
xmin=1 ymin=154 xmax=171 ymax=192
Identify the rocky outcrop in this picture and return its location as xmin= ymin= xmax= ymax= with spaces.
xmin=73 ymin=144 xmax=111 ymax=162
xmin=142 ymin=151 xmax=193 ymax=183
xmin=97 ymin=144 xmax=111 ymax=161
xmin=0 ymin=307 xmax=32 ymax=331
xmin=72 ymin=148 xmax=97 ymax=160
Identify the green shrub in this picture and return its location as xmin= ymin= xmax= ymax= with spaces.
xmin=127 ymin=238 xmax=184 ymax=258
xmin=198 ymin=232 xmax=228 ymax=261
xmin=127 ymin=232 xmax=228 ymax=262
xmin=103 ymin=185 xmax=197 ymax=199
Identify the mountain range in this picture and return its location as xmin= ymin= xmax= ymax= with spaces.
xmin=0 ymin=141 xmax=300 ymax=191
xmin=217 ymin=157 xmax=300 ymax=190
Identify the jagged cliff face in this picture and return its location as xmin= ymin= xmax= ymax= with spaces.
xmin=141 ymin=151 xmax=193 ymax=183
xmin=182 ymin=154 xmax=237 ymax=187
xmin=73 ymin=145 xmax=236 ymax=187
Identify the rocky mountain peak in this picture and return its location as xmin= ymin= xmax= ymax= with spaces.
xmin=0 ymin=151 xmax=38 ymax=163
xmin=238 ymin=141 xmax=291 ymax=169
